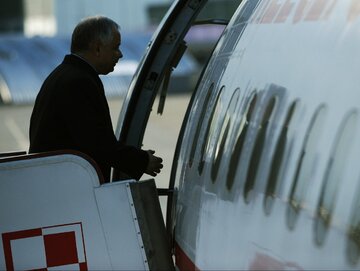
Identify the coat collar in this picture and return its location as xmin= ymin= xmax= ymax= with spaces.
xmin=62 ymin=54 xmax=104 ymax=89
xmin=63 ymin=54 xmax=99 ymax=77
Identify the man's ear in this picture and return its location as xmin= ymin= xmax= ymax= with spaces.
xmin=89 ymin=39 xmax=102 ymax=56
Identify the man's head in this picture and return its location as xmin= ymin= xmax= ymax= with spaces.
xmin=71 ymin=16 xmax=123 ymax=75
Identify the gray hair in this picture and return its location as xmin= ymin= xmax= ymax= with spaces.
xmin=71 ymin=15 xmax=119 ymax=53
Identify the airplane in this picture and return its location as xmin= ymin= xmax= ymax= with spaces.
xmin=1 ymin=0 xmax=360 ymax=270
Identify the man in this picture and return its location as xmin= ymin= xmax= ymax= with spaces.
xmin=29 ymin=16 xmax=163 ymax=182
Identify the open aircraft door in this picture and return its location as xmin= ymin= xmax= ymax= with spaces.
xmin=113 ymin=0 xmax=210 ymax=243
xmin=113 ymin=0 xmax=228 ymax=244
xmin=114 ymin=0 xmax=207 ymax=150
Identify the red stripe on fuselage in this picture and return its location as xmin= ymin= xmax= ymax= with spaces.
xmin=175 ymin=242 xmax=200 ymax=271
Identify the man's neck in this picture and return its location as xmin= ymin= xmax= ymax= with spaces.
xmin=71 ymin=53 xmax=98 ymax=73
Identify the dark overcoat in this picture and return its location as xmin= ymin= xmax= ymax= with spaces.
xmin=29 ymin=54 xmax=148 ymax=181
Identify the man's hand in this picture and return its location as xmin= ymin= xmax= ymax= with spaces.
xmin=145 ymin=150 xmax=163 ymax=177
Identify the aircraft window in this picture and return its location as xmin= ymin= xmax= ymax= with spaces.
xmin=226 ymin=92 xmax=257 ymax=190
xmin=235 ymin=0 xmax=261 ymax=24
xmin=264 ymin=100 xmax=299 ymax=214
xmin=219 ymin=0 xmax=260 ymax=54
xmin=244 ymin=96 xmax=277 ymax=203
xmin=198 ymin=86 xmax=224 ymax=175
xmin=211 ymin=88 xmax=241 ymax=182
xmin=347 ymin=176 xmax=360 ymax=265
xmin=286 ymin=105 xmax=327 ymax=230
xmin=188 ymin=83 xmax=214 ymax=168
xmin=220 ymin=24 xmax=243 ymax=54
xmin=315 ymin=110 xmax=358 ymax=246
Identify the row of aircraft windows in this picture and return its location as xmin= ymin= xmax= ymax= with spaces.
xmin=187 ymin=82 xmax=360 ymax=265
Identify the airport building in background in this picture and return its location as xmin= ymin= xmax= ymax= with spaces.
xmin=1 ymin=0 xmax=173 ymax=36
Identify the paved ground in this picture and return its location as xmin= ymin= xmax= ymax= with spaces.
xmin=0 ymin=94 xmax=191 ymax=219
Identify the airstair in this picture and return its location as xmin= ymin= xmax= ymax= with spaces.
xmin=0 ymin=151 xmax=174 ymax=270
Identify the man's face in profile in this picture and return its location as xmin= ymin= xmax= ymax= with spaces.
xmin=97 ymin=28 xmax=123 ymax=75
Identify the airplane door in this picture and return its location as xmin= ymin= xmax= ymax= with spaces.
xmin=113 ymin=0 xmax=209 ymax=224
xmin=114 ymin=0 xmax=207 ymax=151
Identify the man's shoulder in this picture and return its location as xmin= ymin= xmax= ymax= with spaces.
xmin=47 ymin=58 xmax=97 ymax=86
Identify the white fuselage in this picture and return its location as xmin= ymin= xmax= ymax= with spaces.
xmin=173 ymin=0 xmax=360 ymax=269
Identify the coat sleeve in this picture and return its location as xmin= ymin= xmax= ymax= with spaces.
xmin=114 ymin=142 xmax=149 ymax=180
